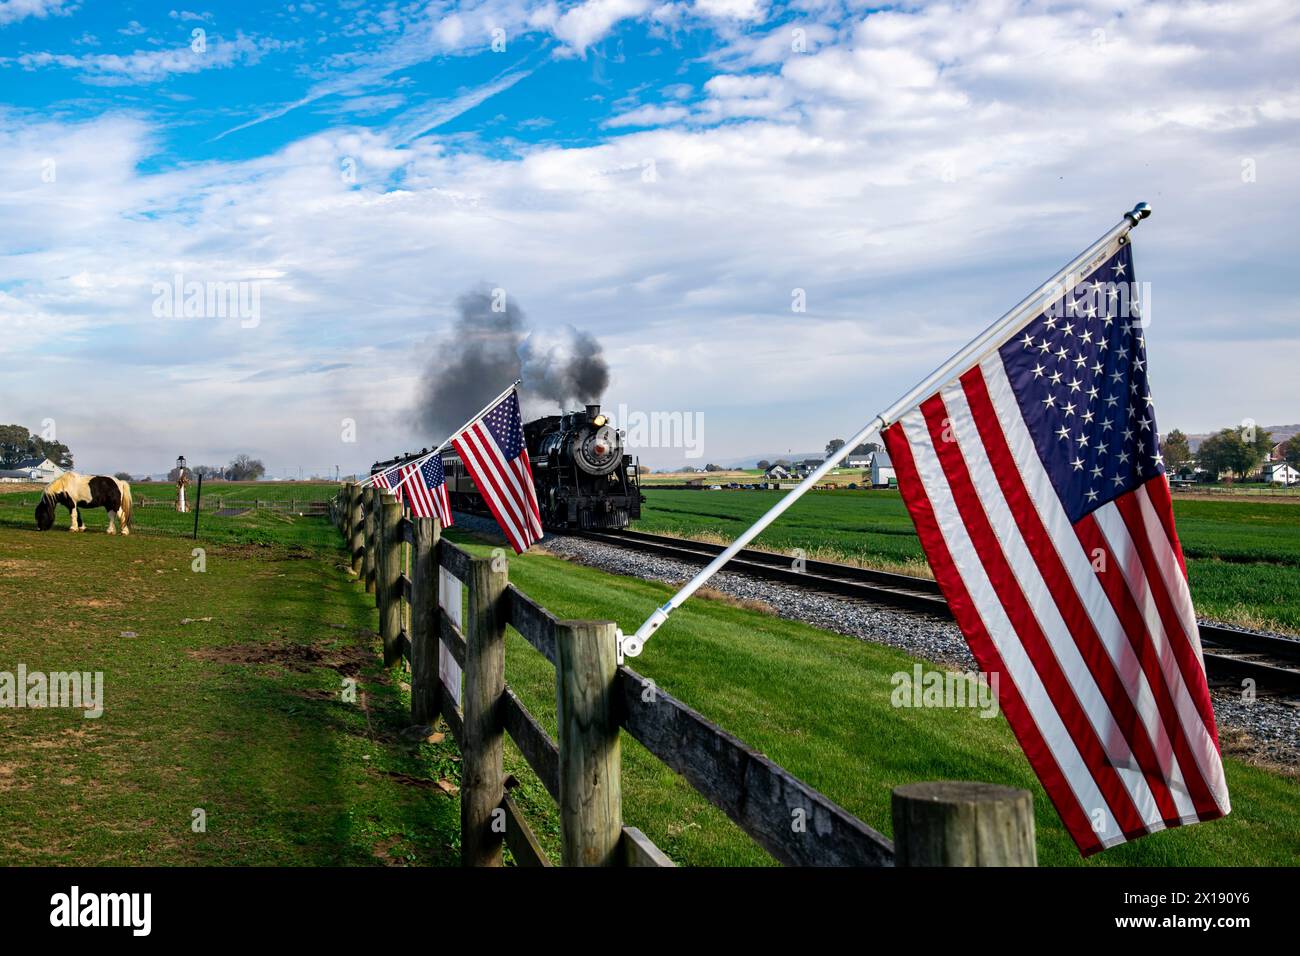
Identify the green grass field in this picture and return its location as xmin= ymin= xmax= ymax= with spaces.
xmin=0 ymin=484 xmax=342 ymax=549
xmin=2 ymin=487 xmax=1297 ymax=866
xmin=0 ymin=520 xmax=459 ymax=865
xmin=635 ymin=488 xmax=1300 ymax=634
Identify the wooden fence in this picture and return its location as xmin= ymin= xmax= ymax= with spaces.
xmin=329 ymin=482 xmax=1037 ymax=868
xmin=136 ymin=494 xmax=329 ymax=514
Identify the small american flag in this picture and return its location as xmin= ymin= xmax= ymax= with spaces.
xmin=372 ymin=465 xmax=403 ymax=502
xmin=405 ymin=454 xmax=454 ymax=527
xmin=452 ymin=390 xmax=543 ymax=553
xmin=882 ymin=240 xmax=1229 ymax=854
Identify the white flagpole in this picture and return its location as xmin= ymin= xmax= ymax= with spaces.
xmin=619 ymin=202 xmax=1152 ymax=659
xmin=361 ymin=379 xmax=523 ymax=490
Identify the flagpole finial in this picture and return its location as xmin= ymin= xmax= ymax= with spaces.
xmin=1125 ymin=202 xmax=1152 ymax=226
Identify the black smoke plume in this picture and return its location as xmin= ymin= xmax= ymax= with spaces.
xmin=416 ymin=288 xmax=610 ymax=439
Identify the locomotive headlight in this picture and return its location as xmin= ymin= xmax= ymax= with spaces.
xmin=593 ymin=415 xmax=607 ymax=427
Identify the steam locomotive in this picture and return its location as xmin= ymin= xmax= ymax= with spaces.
xmin=375 ymin=403 xmax=643 ymax=531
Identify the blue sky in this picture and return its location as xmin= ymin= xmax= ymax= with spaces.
xmin=2 ymin=0 xmax=1298 ymax=475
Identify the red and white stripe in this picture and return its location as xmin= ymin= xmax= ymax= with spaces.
xmin=452 ymin=425 xmax=543 ymax=554
xmin=404 ymin=462 xmax=454 ymax=527
xmin=882 ymin=353 xmax=1229 ymax=854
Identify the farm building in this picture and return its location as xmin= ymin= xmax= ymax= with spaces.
xmin=869 ymin=450 xmax=896 ymax=488
xmin=844 ymin=455 xmax=872 ymax=467
xmin=764 ymin=465 xmax=792 ymax=479
xmin=0 ymin=456 xmax=63 ymax=483
xmin=1262 ymin=461 xmax=1300 ymax=485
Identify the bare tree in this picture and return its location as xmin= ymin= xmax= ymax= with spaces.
xmin=227 ymin=455 xmax=266 ymax=481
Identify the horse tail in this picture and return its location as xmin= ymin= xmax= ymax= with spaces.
xmin=119 ymin=480 xmax=133 ymax=531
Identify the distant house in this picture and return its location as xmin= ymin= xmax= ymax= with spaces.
xmin=764 ymin=465 xmax=792 ymax=480
xmin=869 ymin=450 xmax=896 ymax=488
xmin=1262 ymin=461 xmax=1300 ymax=485
xmin=844 ymin=455 xmax=872 ymax=468
xmin=0 ymin=457 xmax=63 ymax=483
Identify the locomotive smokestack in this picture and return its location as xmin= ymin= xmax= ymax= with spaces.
xmin=585 ymin=403 xmax=600 ymax=420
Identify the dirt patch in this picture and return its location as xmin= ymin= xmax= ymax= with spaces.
xmin=287 ymin=688 xmax=345 ymax=702
xmin=372 ymin=768 xmax=458 ymax=795
xmin=211 ymin=543 xmax=274 ymax=560
xmin=71 ymin=598 xmax=121 ymax=609
xmin=693 ymin=585 xmax=778 ymax=615
xmin=1172 ymin=492 xmax=1300 ymax=505
xmin=188 ymin=639 xmax=376 ymax=677
xmin=1220 ymin=727 xmax=1300 ymax=778
xmin=0 ymin=558 xmax=46 ymax=578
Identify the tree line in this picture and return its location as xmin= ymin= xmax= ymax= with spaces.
xmin=1160 ymin=426 xmax=1295 ymax=481
xmin=0 ymin=424 xmax=73 ymax=470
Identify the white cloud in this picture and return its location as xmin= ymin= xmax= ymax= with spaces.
xmin=16 ymin=34 xmax=283 ymax=84
xmin=603 ymin=103 xmax=690 ymax=126
xmin=699 ymin=72 xmax=791 ymax=120
xmin=693 ymin=0 xmax=765 ymax=21
xmin=552 ymin=0 xmax=652 ymax=53
xmin=0 ymin=0 xmax=71 ymax=28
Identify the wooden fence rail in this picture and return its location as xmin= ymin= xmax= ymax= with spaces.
xmin=330 ymin=481 xmax=1036 ymax=868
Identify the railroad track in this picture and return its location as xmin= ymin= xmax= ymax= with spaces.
xmin=575 ymin=527 xmax=1300 ymax=697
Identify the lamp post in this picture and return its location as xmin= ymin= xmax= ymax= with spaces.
xmin=175 ymin=455 xmax=190 ymax=514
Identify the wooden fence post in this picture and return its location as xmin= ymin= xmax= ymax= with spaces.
xmin=891 ymin=781 xmax=1036 ymax=866
xmin=556 ymin=620 xmax=622 ymax=867
xmin=379 ymin=492 xmax=403 ymax=667
xmin=348 ymin=484 xmax=363 ymax=576
xmin=410 ymin=516 xmax=442 ymax=724
xmin=364 ymin=486 xmax=378 ymax=596
xmin=461 ymin=556 xmax=508 ymax=867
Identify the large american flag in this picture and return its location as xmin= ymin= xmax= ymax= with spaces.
xmin=405 ymin=454 xmax=454 ymax=528
xmin=451 ymin=390 xmax=543 ymax=553
xmin=882 ymin=240 xmax=1229 ymax=854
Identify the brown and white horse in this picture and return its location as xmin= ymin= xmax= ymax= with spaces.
xmin=36 ymin=473 xmax=133 ymax=535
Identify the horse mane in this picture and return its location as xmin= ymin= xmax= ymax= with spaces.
xmin=44 ymin=471 xmax=78 ymax=496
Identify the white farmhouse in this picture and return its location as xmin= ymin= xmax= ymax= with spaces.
xmin=0 ymin=457 xmax=64 ymax=483
xmin=1262 ymin=461 xmax=1300 ymax=485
